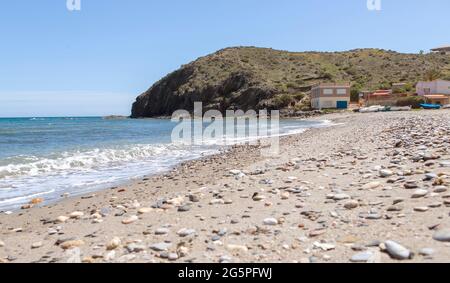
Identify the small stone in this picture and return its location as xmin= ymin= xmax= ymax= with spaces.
xmin=414 ymin=206 xmax=429 ymax=212
xmin=280 ymin=192 xmax=290 ymax=200
xmin=419 ymin=248 xmax=434 ymax=256
xmin=385 ymin=240 xmax=412 ymax=260
xmin=263 ymin=218 xmax=279 ymax=226
xmin=344 ymin=200 xmax=359 ymax=210
xmin=362 ymin=182 xmax=381 ymax=190
xmin=412 ymin=189 xmax=428 ymax=198
xmin=168 ymin=253 xmax=179 ymax=261
xmin=31 ymin=242 xmax=43 ymax=249
xmin=189 ymin=195 xmax=200 ymax=203
xmin=210 ymin=199 xmax=225 ymax=205
xmin=69 ymin=211 xmax=84 ymax=219
xmin=404 ymin=182 xmax=418 ymax=189
xmin=177 ymin=228 xmax=196 ymax=237
xmin=350 ymin=251 xmax=374 ymax=263
xmin=433 ymin=229 xmax=450 ymax=242
xmin=433 ymin=186 xmax=447 ymax=193
xmin=226 ymin=244 xmax=248 ymax=253
xmin=333 ymin=194 xmax=351 ymax=201
xmin=126 ymin=243 xmax=145 ymax=253
xmin=60 ymin=240 xmax=85 ymax=250
xmin=122 ymin=215 xmax=138 ymax=224
xmin=379 ymin=169 xmax=394 ymax=178
xmin=178 ymin=205 xmax=191 ymax=212
xmin=56 ymin=216 xmax=69 ymax=223
xmin=0 ymin=240 xmax=4 ymax=247
xmin=155 ymin=228 xmax=170 ymax=235
xmin=313 ymin=242 xmax=335 ymax=251
xmin=138 ymin=207 xmax=153 ymax=214
xmin=229 ymin=170 xmax=242 ymax=175
xmin=252 ymin=193 xmax=266 ymax=201
xmin=150 ymin=242 xmax=172 ymax=252
xmin=104 ymin=250 xmax=116 ymax=261
xmin=106 ymin=237 xmax=121 ymax=250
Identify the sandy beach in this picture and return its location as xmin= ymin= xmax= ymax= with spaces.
xmin=1 ymin=110 xmax=450 ymax=263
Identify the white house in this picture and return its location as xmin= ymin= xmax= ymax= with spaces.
xmin=416 ymin=79 xmax=450 ymax=105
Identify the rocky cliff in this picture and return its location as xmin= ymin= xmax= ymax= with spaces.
xmin=131 ymin=47 xmax=450 ymax=118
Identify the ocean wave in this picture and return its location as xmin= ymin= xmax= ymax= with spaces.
xmin=0 ymin=144 xmax=195 ymax=179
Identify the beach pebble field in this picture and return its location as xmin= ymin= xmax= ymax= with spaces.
xmin=1 ymin=110 xmax=450 ymax=263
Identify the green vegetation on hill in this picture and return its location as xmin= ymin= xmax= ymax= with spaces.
xmin=131 ymin=47 xmax=450 ymax=117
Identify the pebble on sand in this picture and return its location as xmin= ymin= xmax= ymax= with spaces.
xmin=226 ymin=244 xmax=248 ymax=253
xmin=150 ymin=242 xmax=172 ymax=252
xmin=263 ymin=218 xmax=279 ymax=226
xmin=362 ymin=182 xmax=381 ymax=190
xmin=60 ymin=240 xmax=85 ymax=250
xmin=138 ymin=207 xmax=153 ymax=214
xmin=56 ymin=216 xmax=70 ymax=223
xmin=106 ymin=237 xmax=121 ymax=250
xmin=31 ymin=242 xmax=43 ymax=249
xmin=122 ymin=215 xmax=139 ymax=224
xmin=69 ymin=211 xmax=84 ymax=219
xmin=433 ymin=229 xmax=450 ymax=242
xmin=350 ymin=251 xmax=374 ymax=263
xmin=344 ymin=200 xmax=359 ymax=210
xmin=385 ymin=240 xmax=412 ymax=260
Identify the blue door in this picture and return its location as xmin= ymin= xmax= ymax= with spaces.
xmin=336 ymin=101 xmax=348 ymax=109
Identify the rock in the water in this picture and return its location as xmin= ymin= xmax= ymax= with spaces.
xmin=433 ymin=229 xmax=450 ymax=242
xmin=385 ymin=240 xmax=412 ymax=260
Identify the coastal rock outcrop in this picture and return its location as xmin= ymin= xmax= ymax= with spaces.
xmin=131 ymin=47 xmax=450 ymax=118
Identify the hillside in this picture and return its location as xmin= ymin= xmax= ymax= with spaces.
xmin=131 ymin=47 xmax=450 ymax=117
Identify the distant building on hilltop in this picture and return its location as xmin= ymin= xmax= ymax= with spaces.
xmin=416 ymin=79 xmax=450 ymax=105
xmin=310 ymin=83 xmax=350 ymax=110
xmin=431 ymin=45 xmax=450 ymax=55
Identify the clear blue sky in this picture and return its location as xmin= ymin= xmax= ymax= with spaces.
xmin=0 ymin=0 xmax=448 ymax=117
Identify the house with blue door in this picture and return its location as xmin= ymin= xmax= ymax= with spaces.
xmin=310 ymin=83 xmax=351 ymax=110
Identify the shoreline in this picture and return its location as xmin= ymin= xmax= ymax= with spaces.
xmin=1 ymin=110 xmax=449 ymax=263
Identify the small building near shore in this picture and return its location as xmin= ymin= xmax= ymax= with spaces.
xmin=416 ymin=79 xmax=450 ymax=96
xmin=423 ymin=94 xmax=450 ymax=105
xmin=416 ymin=79 xmax=450 ymax=105
xmin=431 ymin=45 xmax=450 ymax=55
xmin=310 ymin=83 xmax=350 ymax=109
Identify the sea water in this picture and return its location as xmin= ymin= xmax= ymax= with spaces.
xmin=0 ymin=117 xmax=328 ymax=211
